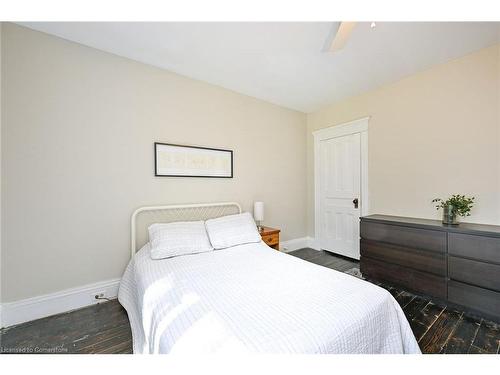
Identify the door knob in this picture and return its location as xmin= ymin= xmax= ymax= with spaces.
xmin=353 ymin=198 xmax=359 ymax=209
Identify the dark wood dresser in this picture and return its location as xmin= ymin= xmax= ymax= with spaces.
xmin=360 ymin=215 xmax=500 ymax=322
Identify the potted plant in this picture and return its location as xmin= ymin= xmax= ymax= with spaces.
xmin=432 ymin=195 xmax=475 ymax=225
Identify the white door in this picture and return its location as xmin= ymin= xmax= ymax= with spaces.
xmin=319 ymin=133 xmax=361 ymax=259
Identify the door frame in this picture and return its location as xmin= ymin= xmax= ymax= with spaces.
xmin=313 ymin=117 xmax=369 ymax=251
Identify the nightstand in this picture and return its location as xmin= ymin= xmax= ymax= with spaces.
xmin=259 ymin=226 xmax=280 ymax=250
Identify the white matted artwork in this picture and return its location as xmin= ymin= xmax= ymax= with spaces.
xmin=154 ymin=142 xmax=233 ymax=178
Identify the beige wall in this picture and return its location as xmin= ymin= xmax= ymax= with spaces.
xmin=307 ymin=44 xmax=500 ymax=236
xmin=1 ymin=24 xmax=307 ymax=302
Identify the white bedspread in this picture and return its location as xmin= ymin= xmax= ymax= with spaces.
xmin=118 ymin=242 xmax=420 ymax=354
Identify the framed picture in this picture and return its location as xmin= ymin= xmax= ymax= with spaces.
xmin=154 ymin=142 xmax=233 ymax=178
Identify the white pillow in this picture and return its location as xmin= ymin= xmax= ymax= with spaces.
xmin=148 ymin=221 xmax=214 ymax=259
xmin=205 ymin=212 xmax=261 ymax=249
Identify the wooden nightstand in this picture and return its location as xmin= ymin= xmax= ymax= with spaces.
xmin=259 ymin=226 xmax=280 ymax=250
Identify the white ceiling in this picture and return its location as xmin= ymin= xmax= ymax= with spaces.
xmin=18 ymin=22 xmax=500 ymax=113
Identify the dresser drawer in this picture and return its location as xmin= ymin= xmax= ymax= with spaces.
xmin=448 ymin=280 xmax=500 ymax=319
xmin=449 ymin=256 xmax=500 ymax=291
xmin=448 ymin=232 xmax=500 ymax=263
xmin=360 ymin=239 xmax=446 ymax=276
xmin=360 ymin=222 xmax=446 ymax=253
xmin=360 ymin=256 xmax=447 ymax=299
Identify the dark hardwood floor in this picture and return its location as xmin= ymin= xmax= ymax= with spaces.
xmin=0 ymin=298 xmax=132 ymax=354
xmin=1 ymin=248 xmax=499 ymax=354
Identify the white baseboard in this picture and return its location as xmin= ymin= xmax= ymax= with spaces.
xmin=280 ymin=237 xmax=309 ymax=252
xmin=307 ymin=237 xmax=320 ymax=250
xmin=1 ymin=278 xmax=121 ymax=328
xmin=280 ymin=236 xmax=320 ymax=252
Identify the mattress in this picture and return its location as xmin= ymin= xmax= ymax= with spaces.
xmin=118 ymin=242 xmax=420 ymax=354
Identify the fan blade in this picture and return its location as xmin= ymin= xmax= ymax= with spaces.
xmin=328 ymin=22 xmax=356 ymax=52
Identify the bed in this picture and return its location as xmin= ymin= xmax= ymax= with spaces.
xmin=118 ymin=202 xmax=420 ymax=354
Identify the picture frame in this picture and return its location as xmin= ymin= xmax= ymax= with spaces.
xmin=154 ymin=142 xmax=233 ymax=178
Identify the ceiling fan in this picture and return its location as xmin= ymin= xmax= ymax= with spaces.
xmin=325 ymin=22 xmax=376 ymax=52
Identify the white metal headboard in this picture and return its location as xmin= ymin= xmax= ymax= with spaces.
xmin=130 ymin=202 xmax=242 ymax=257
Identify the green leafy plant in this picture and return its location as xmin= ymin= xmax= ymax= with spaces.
xmin=432 ymin=195 xmax=475 ymax=217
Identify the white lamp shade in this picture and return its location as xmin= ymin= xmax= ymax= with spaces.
xmin=253 ymin=201 xmax=264 ymax=222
